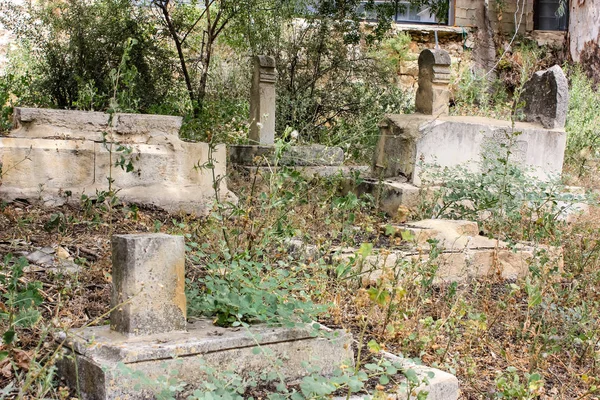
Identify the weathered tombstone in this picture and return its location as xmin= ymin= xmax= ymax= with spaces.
xmin=57 ymin=233 xmax=353 ymax=399
xmin=110 ymin=234 xmax=186 ymax=336
xmin=0 ymin=108 xmax=236 ymax=215
xmin=520 ymin=64 xmax=568 ymax=129
xmin=249 ymin=55 xmax=277 ymax=145
xmin=415 ymin=49 xmax=452 ymax=116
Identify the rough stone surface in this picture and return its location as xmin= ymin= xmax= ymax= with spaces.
xmin=353 ymin=178 xmax=421 ymax=215
xmin=520 ymin=65 xmax=569 ymax=129
xmin=0 ymin=108 xmax=234 ymax=215
xmin=113 ymin=113 xmax=182 ymax=137
xmin=110 ymin=234 xmax=186 ymax=336
xmin=12 ymin=108 xmax=109 ymax=139
xmin=373 ymin=114 xmax=566 ymax=185
xmin=334 ymin=219 xmax=563 ymax=284
xmin=384 ymin=352 xmax=459 ymax=400
xmin=415 ymin=49 xmax=451 ymax=116
xmin=229 ymin=144 xmax=344 ymax=166
xmin=57 ymin=319 xmax=353 ymax=400
xmin=249 ymin=55 xmax=277 ymax=145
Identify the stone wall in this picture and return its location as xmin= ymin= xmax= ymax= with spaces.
xmin=454 ymin=0 xmax=534 ymax=33
xmin=0 ymin=108 xmax=235 ymax=215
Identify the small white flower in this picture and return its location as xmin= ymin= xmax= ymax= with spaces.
xmin=290 ymin=130 xmax=299 ymax=139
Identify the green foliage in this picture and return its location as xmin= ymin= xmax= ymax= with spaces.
xmin=494 ymin=367 xmax=544 ymax=399
xmin=272 ymin=10 xmax=412 ymax=158
xmin=564 ymin=67 xmax=600 ymax=177
xmin=0 ymin=0 xmax=175 ymax=111
xmin=0 ymin=255 xmax=43 ymax=348
xmin=186 ymin=255 xmax=328 ymax=327
xmin=417 ymin=129 xmax=589 ymax=242
xmin=114 ymin=351 xmax=424 ymax=400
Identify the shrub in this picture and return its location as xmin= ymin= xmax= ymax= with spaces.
xmin=564 ymin=67 xmax=600 ymax=177
xmin=0 ymin=0 xmax=176 ymax=112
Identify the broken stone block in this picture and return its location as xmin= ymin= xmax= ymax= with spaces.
xmin=331 ymin=351 xmax=459 ymax=400
xmin=520 ymin=65 xmax=569 ymax=129
xmin=249 ymin=55 xmax=277 ymax=145
xmin=415 ymin=48 xmax=452 ymax=116
xmin=334 ymin=219 xmax=563 ymax=284
xmin=110 ymin=234 xmax=186 ymax=336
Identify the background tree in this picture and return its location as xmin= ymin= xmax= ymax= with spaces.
xmin=0 ymin=0 xmax=175 ymax=111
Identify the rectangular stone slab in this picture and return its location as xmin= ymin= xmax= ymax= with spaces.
xmin=56 ymin=319 xmax=353 ymax=400
xmin=0 ymin=138 xmax=95 ymax=187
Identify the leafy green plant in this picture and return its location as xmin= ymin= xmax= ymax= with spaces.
xmin=494 ymin=367 xmax=544 ymax=399
xmin=417 ymin=128 xmax=589 ymax=242
xmin=564 ymin=66 xmax=600 ymax=177
xmin=186 ymin=256 xmax=328 ymax=327
xmin=0 ymin=255 xmax=43 ymax=349
xmin=0 ymin=0 xmax=174 ymax=111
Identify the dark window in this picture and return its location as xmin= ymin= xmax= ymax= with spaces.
xmin=534 ymin=0 xmax=568 ymax=31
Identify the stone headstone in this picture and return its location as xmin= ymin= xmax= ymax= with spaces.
xmin=249 ymin=55 xmax=277 ymax=145
xmin=520 ymin=65 xmax=568 ymax=129
xmin=110 ymin=234 xmax=186 ymax=336
xmin=415 ymin=49 xmax=451 ymax=116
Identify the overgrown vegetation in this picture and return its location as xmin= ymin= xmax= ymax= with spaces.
xmin=3 ymin=0 xmax=600 ymax=399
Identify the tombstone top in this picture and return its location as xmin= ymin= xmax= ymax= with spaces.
xmin=418 ymin=49 xmax=451 ymax=84
xmin=415 ymin=48 xmax=451 ymax=115
xmin=254 ymin=55 xmax=276 ymax=69
xmin=520 ymin=64 xmax=568 ymax=129
xmin=418 ymin=49 xmax=451 ymax=68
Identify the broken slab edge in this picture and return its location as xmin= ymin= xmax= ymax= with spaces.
xmin=383 ymin=352 xmax=459 ymax=400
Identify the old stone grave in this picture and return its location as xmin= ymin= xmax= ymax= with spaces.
xmin=56 ymin=233 xmax=352 ymax=400
xmin=228 ymin=55 xmax=367 ymax=178
xmin=0 ymin=108 xmax=235 ymax=215
xmin=361 ymin=48 xmax=570 ymax=215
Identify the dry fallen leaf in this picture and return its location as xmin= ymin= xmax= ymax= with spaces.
xmin=12 ymin=348 xmax=32 ymax=371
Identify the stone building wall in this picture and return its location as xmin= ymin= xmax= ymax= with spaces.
xmin=454 ymin=0 xmax=534 ymax=33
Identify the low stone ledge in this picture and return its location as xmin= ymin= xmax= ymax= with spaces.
xmin=229 ymin=144 xmax=345 ymax=166
xmin=57 ymin=319 xmax=353 ymax=400
xmin=331 ymin=219 xmax=564 ymax=284
xmin=9 ymin=107 xmax=183 ymax=142
xmin=1 ymin=108 xmax=234 ymax=215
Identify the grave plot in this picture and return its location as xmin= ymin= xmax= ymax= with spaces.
xmin=0 ymin=108 xmax=235 ymax=215
xmin=228 ymin=55 xmax=369 ymax=178
xmin=357 ymin=49 xmax=576 ymax=218
xmin=56 ymin=234 xmax=353 ymax=400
